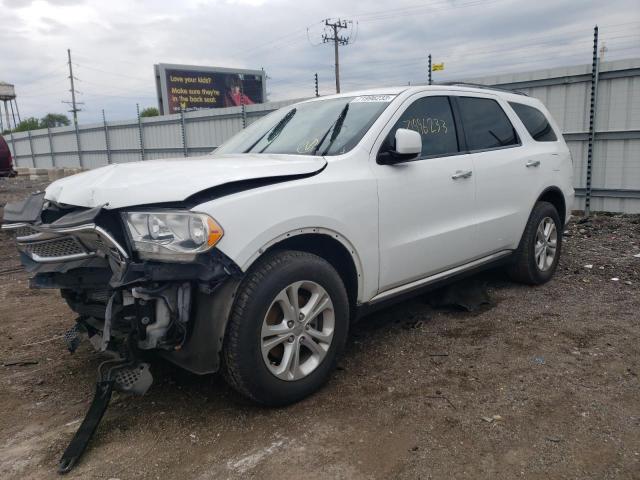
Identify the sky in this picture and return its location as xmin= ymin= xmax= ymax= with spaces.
xmin=1 ymin=0 xmax=639 ymax=125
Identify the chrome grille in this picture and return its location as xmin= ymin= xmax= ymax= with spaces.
xmin=22 ymin=237 xmax=88 ymax=261
xmin=8 ymin=222 xmax=127 ymax=265
xmin=16 ymin=226 xmax=39 ymax=238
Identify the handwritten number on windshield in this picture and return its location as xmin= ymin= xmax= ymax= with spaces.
xmin=296 ymin=138 xmax=320 ymax=154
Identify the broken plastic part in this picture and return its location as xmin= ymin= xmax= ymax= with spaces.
xmin=113 ymin=363 xmax=153 ymax=395
xmin=63 ymin=321 xmax=86 ymax=354
xmin=58 ymin=380 xmax=114 ymax=475
xmin=57 ymin=359 xmax=154 ymax=474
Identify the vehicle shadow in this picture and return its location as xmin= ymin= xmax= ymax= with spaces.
xmin=139 ymin=267 xmax=512 ymax=410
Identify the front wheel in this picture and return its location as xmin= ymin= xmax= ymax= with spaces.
xmin=508 ymin=201 xmax=562 ymax=285
xmin=222 ymin=250 xmax=349 ymax=406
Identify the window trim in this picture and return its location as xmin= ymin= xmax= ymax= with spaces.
xmin=376 ymin=95 xmax=463 ymax=163
xmin=450 ymin=95 xmax=522 ymax=154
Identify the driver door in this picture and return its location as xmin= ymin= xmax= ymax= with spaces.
xmin=373 ymin=94 xmax=481 ymax=293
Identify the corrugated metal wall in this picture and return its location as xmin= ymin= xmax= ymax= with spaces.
xmin=6 ymin=98 xmax=300 ymax=169
xmin=469 ymin=58 xmax=640 ymax=213
xmin=6 ymin=59 xmax=640 ymax=212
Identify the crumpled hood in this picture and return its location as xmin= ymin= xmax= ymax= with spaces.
xmin=45 ymin=154 xmax=326 ymax=209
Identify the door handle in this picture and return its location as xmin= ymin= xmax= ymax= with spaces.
xmin=526 ymin=160 xmax=541 ymax=168
xmin=451 ymin=170 xmax=473 ymax=180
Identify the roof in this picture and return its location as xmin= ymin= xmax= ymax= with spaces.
xmin=303 ymin=84 xmax=530 ymax=103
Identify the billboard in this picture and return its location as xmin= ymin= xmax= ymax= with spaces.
xmin=154 ymin=64 xmax=265 ymax=115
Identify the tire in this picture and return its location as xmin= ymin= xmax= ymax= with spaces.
xmin=222 ymin=250 xmax=349 ymax=406
xmin=508 ymin=201 xmax=562 ymax=285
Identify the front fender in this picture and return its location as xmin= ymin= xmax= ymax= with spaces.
xmin=238 ymin=225 xmax=366 ymax=302
xmin=192 ymin=161 xmax=380 ymax=302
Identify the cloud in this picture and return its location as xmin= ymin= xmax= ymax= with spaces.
xmin=2 ymin=0 xmax=85 ymax=8
xmin=1 ymin=0 xmax=638 ymax=123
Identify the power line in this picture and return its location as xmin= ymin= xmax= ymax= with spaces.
xmin=338 ymin=27 xmax=639 ymax=77
xmin=16 ymin=63 xmax=69 ymax=87
xmin=72 ymin=62 xmax=150 ymax=83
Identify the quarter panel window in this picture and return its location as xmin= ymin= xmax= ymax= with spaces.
xmin=509 ymin=102 xmax=558 ymax=142
xmin=386 ymin=96 xmax=459 ymax=157
xmin=457 ymin=97 xmax=519 ymax=151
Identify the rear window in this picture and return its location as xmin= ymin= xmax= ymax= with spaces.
xmin=509 ymin=102 xmax=557 ymax=142
xmin=456 ymin=97 xmax=519 ymax=151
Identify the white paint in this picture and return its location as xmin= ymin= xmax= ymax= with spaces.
xmin=44 ymin=154 xmax=326 ymax=209
xmin=226 ymin=438 xmax=289 ymax=474
xmin=41 ymin=85 xmax=573 ymax=304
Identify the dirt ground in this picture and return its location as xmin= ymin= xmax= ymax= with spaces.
xmin=0 ymin=176 xmax=638 ymax=480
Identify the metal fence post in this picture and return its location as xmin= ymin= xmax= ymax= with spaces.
xmin=8 ymin=132 xmax=18 ymax=168
xmin=136 ymin=104 xmax=146 ymax=160
xmin=27 ymin=130 xmax=36 ymax=167
xmin=74 ymin=122 xmax=83 ymax=168
xmin=585 ymin=25 xmax=599 ymax=217
xmin=102 ymin=110 xmax=112 ymax=164
xmin=47 ymin=126 xmax=56 ymax=168
xmin=240 ymin=79 xmax=247 ymax=129
xmin=180 ymin=108 xmax=188 ymax=157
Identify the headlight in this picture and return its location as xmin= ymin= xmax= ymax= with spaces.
xmin=123 ymin=211 xmax=223 ymax=261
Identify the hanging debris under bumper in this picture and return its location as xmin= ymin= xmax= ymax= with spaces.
xmin=2 ymin=194 xmax=243 ymax=375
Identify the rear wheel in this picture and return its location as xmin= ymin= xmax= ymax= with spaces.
xmin=508 ymin=201 xmax=562 ymax=285
xmin=222 ymin=250 xmax=349 ymax=406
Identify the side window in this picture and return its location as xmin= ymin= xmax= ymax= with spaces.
xmin=386 ymin=96 xmax=459 ymax=157
xmin=456 ymin=97 xmax=519 ymax=151
xmin=509 ymin=102 xmax=558 ymax=142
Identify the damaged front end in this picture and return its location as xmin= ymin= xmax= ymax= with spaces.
xmin=3 ymin=191 xmax=241 ymax=373
xmin=2 ymin=191 xmax=242 ymax=473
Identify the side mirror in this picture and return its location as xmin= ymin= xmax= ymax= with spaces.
xmin=377 ymin=128 xmax=422 ymax=164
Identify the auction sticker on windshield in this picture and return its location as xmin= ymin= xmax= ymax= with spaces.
xmin=350 ymin=95 xmax=396 ymax=103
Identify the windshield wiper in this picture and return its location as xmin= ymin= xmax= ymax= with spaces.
xmin=244 ymin=108 xmax=297 ymax=153
xmin=313 ymin=103 xmax=350 ymax=156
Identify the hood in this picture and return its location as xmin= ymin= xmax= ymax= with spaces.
xmin=45 ymin=154 xmax=326 ymax=209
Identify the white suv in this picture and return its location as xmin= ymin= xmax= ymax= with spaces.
xmin=3 ymin=85 xmax=573 ymax=406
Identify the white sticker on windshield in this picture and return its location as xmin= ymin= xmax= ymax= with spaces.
xmin=350 ymin=95 xmax=396 ymax=103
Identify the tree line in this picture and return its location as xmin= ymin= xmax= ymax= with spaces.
xmin=2 ymin=107 xmax=160 ymax=135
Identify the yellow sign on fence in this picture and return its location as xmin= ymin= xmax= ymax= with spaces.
xmin=432 ymin=63 xmax=444 ymax=71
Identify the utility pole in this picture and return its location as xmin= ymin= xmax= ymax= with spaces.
xmin=63 ymin=49 xmax=83 ymax=127
xmin=322 ymin=19 xmax=351 ymax=93
xmin=428 ymin=54 xmax=432 ymax=85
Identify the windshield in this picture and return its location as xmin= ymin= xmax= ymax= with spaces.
xmin=213 ymin=95 xmax=396 ymax=156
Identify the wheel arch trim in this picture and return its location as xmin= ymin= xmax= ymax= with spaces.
xmin=535 ymin=185 xmax=568 ymax=225
xmin=241 ymin=227 xmax=365 ymax=303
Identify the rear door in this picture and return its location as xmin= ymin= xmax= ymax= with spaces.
xmin=372 ymin=94 xmax=482 ymax=293
xmin=451 ymin=94 xmax=532 ymax=253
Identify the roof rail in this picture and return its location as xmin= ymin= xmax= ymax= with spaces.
xmin=436 ymin=82 xmax=529 ymax=96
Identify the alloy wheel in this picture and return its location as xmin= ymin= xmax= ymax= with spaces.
xmin=261 ymin=281 xmax=335 ymax=381
xmin=534 ymin=216 xmax=558 ymax=271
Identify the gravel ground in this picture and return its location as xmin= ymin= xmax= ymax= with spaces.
xmin=0 ymin=177 xmax=639 ymax=479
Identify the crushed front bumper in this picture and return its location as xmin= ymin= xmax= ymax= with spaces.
xmin=2 ymin=192 xmax=242 ymax=374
